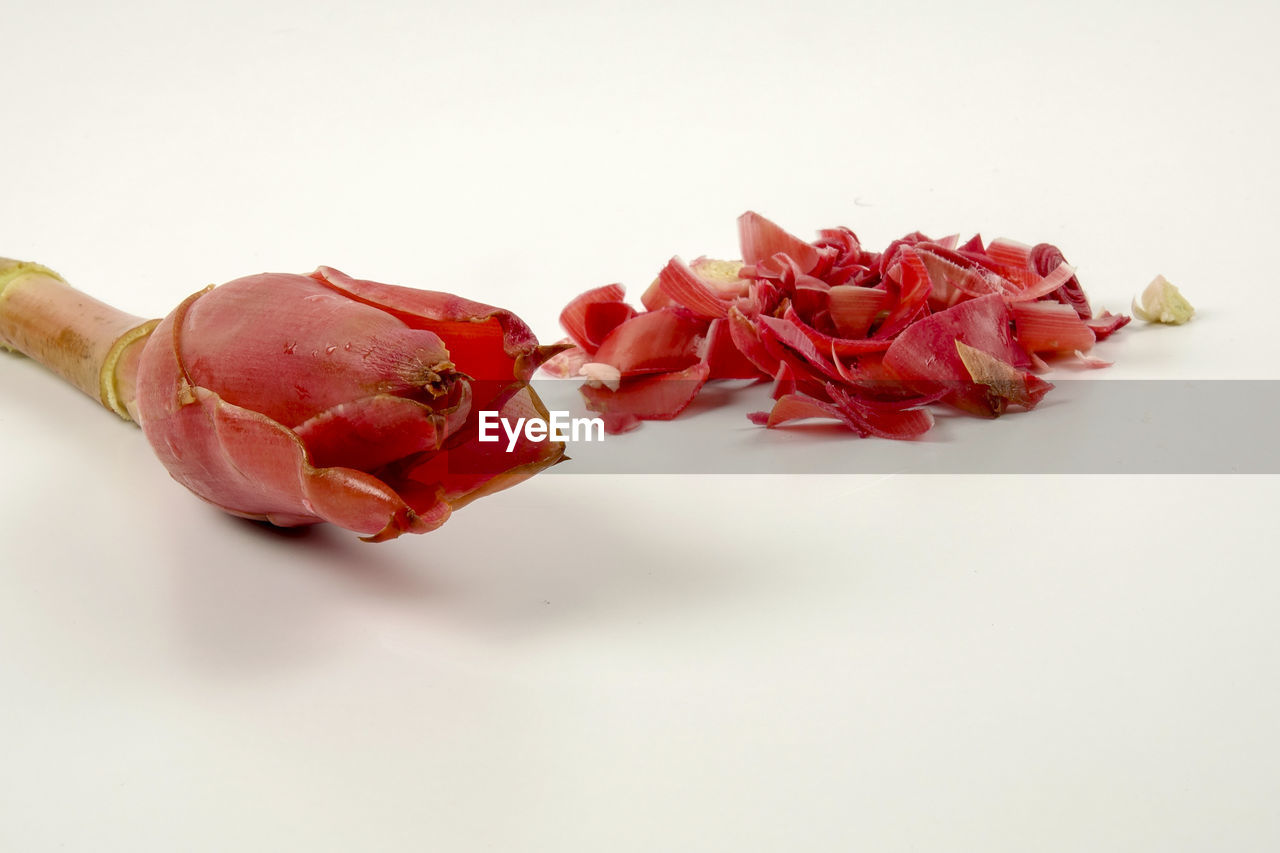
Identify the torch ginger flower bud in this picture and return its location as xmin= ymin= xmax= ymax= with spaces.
xmin=0 ymin=260 xmax=565 ymax=541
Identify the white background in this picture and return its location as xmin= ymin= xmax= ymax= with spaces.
xmin=2 ymin=1 xmax=1278 ymax=850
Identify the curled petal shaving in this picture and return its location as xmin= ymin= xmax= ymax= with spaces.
xmin=771 ymin=362 xmax=799 ymax=400
xmin=653 ymin=257 xmax=734 ymax=320
xmin=702 ymin=317 xmax=766 ymax=380
xmin=1011 ymin=259 xmax=1078 ymax=302
xmin=580 ymin=362 xmax=711 ymax=432
xmin=749 ymin=389 xmax=933 ymax=439
xmin=1030 ymin=243 xmax=1092 ymax=318
xmin=313 ymin=266 xmax=549 ymax=382
xmin=727 ymin=305 xmax=781 ymax=378
xmin=559 ymin=283 xmax=627 ymax=352
xmin=874 ymin=247 xmax=933 ymax=339
xmin=581 ymin=302 xmax=637 ymax=350
xmin=914 ymin=245 xmax=1008 ymax=304
xmin=690 ymin=258 xmax=750 ymax=297
xmin=644 ymin=257 xmax=749 ymax=312
xmin=756 ymin=314 xmax=846 ymax=383
xmin=877 ymin=231 xmax=931 ymax=278
xmin=782 ymin=305 xmax=892 ymax=358
xmin=825 ymin=385 xmax=936 ymax=439
xmin=591 ymin=307 xmax=706 ymax=376
xmin=827 ymin=284 xmax=892 ymax=339
xmin=1010 ymin=301 xmax=1096 ymax=354
xmin=1084 ymin=311 xmax=1131 ymax=340
xmin=748 ymin=393 xmax=846 ymax=428
xmin=985 ymin=237 xmax=1033 ymax=268
xmin=738 ymin=211 xmax=824 ymax=274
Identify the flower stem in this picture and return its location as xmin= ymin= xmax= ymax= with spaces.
xmin=0 ymin=258 xmax=158 ymax=421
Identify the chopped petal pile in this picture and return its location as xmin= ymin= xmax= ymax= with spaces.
xmin=545 ymin=212 xmax=1130 ymax=437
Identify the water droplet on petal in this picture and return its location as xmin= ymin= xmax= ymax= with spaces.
xmin=326 ymin=345 xmax=337 ymax=355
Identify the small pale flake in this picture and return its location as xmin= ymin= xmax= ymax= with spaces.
xmin=579 ymin=361 xmax=622 ymax=391
xmin=1132 ymin=274 xmax=1195 ymax=325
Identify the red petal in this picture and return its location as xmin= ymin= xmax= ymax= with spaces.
xmin=827 ymin=284 xmax=892 ymax=339
xmin=826 ymin=385 xmax=936 ymax=439
xmin=771 ymin=362 xmax=798 ymax=400
xmin=756 ymin=314 xmax=845 ymax=383
xmin=874 ymin=247 xmax=933 ymax=339
xmin=727 ymin=305 xmax=782 ymax=377
xmin=581 ymin=301 xmax=637 ymax=350
xmin=1011 ymin=301 xmax=1097 ymax=354
xmin=1084 ymin=311 xmax=1132 ymax=340
xmin=738 ymin=211 xmax=822 ymax=274
xmin=175 ymin=273 xmax=456 ymax=428
xmin=955 ymin=340 xmax=1054 ymax=412
xmin=702 ymin=317 xmax=768 ymax=380
xmin=405 ymin=384 xmax=566 ymax=508
xmin=591 ymin=308 xmax=706 ymax=376
xmin=292 ymin=393 xmax=459 ymax=472
xmin=753 ymin=389 xmax=934 ymax=440
xmin=782 ymin=305 xmax=893 ymax=358
xmin=580 ymin=362 xmax=711 ymax=429
xmin=882 ymin=293 xmax=1031 ymax=416
xmin=313 ymin=266 xmax=544 ymax=382
xmin=654 ymin=257 xmax=734 ymax=320
xmin=559 ymin=283 xmax=627 ymax=352
xmin=986 ymin=237 xmax=1033 ymax=268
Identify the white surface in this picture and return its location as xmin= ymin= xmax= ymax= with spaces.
xmin=2 ymin=1 xmax=1278 ymax=850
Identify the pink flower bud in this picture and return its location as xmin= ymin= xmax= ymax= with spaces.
xmin=134 ymin=266 xmax=564 ymax=541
